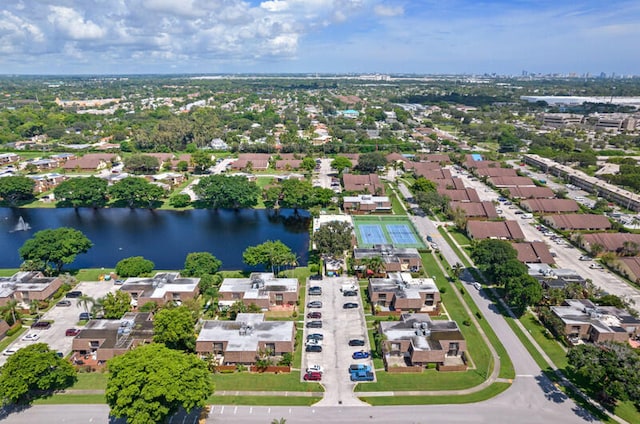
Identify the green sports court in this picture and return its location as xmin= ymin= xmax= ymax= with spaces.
xmin=352 ymin=216 xmax=426 ymax=249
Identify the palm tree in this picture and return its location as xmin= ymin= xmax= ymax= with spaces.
xmin=363 ymin=256 xmax=385 ymax=277
xmin=77 ymin=294 xmax=95 ymax=313
xmin=452 ymin=262 xmax=465 ymax=280
xmin=1 ymin=299 xmax=20 ymax=325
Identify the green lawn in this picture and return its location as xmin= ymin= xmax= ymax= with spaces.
xmin=520 ymin=312 xmax=568 ymax=368
xmin=0 ymin=326 xmax=27 ymax=351
xmin=71 ymin=372 xmax=108 ymax=390
xmin=207 ymin=396 xmax=321 ymax=406
xmin=33 ymin=394 xmax=106 ymax=405
xmin=0 ymin=269 xmax=20 ymax=277
xmin=447 ymin=227 xmax=472 ymax=246
xmin=360 ymin=382 xmax=511 ymax=406
xmin=211 ymin=372 xmax=322 ymax=392
xmin=73 ymin=268 xmax=116 ymax=281
xmin=383 ymin=182 xmax=407 ymax=215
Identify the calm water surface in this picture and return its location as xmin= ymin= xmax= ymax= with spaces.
xmin=0 ymin=208 xmax=310 ymax=270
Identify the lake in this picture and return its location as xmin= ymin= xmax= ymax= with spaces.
xmin=0 ymin=208 xmax=310 ymax=270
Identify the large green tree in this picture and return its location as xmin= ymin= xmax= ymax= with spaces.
xmin=183 ymin=252 xmax=222 ymax=277
xmin=191 ymin=150 xmax=213 ymax=174
xmin=0 ymin=343 xmax=76 ymax=405
xmin=115 ymin=256 xmax=155 ymax=277
xmin=0 ymin=175 xmax=35 ymax=206
xmin=470 ymin=239 xmax=519 ymax=281
xmin=331 ymin=156 xmax=353 ymax=173
xmin=54 ymin=176 xmax=108 ymax=208
xmin=108 ymin=176 xmax=165 ymax=208
xmin=19 ymin=228 xmax=92 ymax=274
xmin=355 ymin=152 xmax=387 ymax=173
xmin=243 ymin=240 xmax=297 ymax=274
xmin=153 ymin=306 xmax=197 ymax=352
xmin=101 ymin=291 xmax=132 ymax=319
xmin=568 ymin=342 xmax=640 ymax=407
xmin=504 ymin=274 xmax=543 ymax=312
xmin=123 ymin=154 xmax=160 ymax=174
xmin=106 ymin=344 xmax=213 ymax=424
xmin=194 ymin=175 xmax=260 ymax=209
xmin=314 ymin=221 xmax=353 ymax=258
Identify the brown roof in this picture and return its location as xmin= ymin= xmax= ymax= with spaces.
xmin=543 ymin=214 xmax=612 ymax=230
xmin=275 ymin=160 xmax=302 ymax=170
xmin=415 ymin=169 xmax=451 ymax=180
xmin=489 ymin=176 xmax=536 ymax=187
xmin=231 ymin=159 xmax=270 ymax=170
xmin=415 ymin=154 xmax=451 ymax=163
xmin=145 ymin=153 xmax=175 ymax=162
xmin=342 ymin=173 xmax=384 ymax=193
xmin=464 ymin=157 xmax=501 ymax=169
xmin=386 ymin=153 xmax=406 ymax=162
xmin=62 ymin=154 xmax=118 ymax=170
xmin=512 ymin=242 xmax=555 ymax=264
xmin=449 ymin=201 xmax=498 ymax=219
xmin=436 ymin=178 xmax=466 ymax=190
xmin=405 ymin=161 xmax=441 ymax=172
xmin=521 ymin=199 xmax=580 ymax=213
xmin=278 ymin=153 xmax=299 ymax=160
xmin=616 ymin=257 xmax=640 ymax=280
xmin=238 ymin=153 xmax=272 ymax=161
xmin=476 ymin=167 xmax=518 ymax=177
xmin=439 ymin=188 xmax=480 ymax=202
xmin=583 ymin=233 xmax=640 ymax=253
xmin=508 ymin=186 xmax=556 ymax=199
xmin=466 ymin=220 xmax=525 ymax=240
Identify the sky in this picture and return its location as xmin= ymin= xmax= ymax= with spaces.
xmin=0 ymin=0 xmax=639 ymax=75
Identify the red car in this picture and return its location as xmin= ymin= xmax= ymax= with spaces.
xmin=65 ymin=328 xmax=80 ymax=336
xmin=304 ymin=371 xmax=322 ymax=381
xmin=307 ymin=312 xmax=322 ymax=319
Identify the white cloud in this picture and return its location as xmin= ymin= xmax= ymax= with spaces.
xmin=374 ymin=4 xmax=404 ymax=17
xmin=48 ymin=6 xmax=106 ymax=40
xmin=260 ymin=0 xmax=290 ymax=13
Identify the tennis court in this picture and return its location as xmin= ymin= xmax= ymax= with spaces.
xmin=352 ymin=216 xmax=426 ymax=249
xmin=387 ymin=224 xmax=418 ymax=245
xmin=360 ymin=224 xmax=388 ymax=245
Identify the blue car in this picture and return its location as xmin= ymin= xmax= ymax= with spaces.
xmin=350 ymin=370 xmax=374 ymax=382
xmin=352 ymin=350 xmax=370 ymax=359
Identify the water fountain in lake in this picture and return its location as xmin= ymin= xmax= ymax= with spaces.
xmin=10 ymin=216 xmax=31 ymax=232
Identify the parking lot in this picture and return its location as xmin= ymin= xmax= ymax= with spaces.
xmin=0 ymin=280 xmax=118 ymax=365
xmin=302 ymin=275 xmax=373 ymax=406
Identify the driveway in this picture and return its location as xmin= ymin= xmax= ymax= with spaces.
xmin=0 ymin=280 xmax=118 ymax=366
xmin=302 ymin=275 xmax=370 ymax=406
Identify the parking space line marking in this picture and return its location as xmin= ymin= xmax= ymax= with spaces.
xmin=249 ymin=407 xmax=253 ymax=414
xmin=233 ymin=406 xmax=237 ymax=415
xmin=220 ymin=406 xmax=224 ymax=415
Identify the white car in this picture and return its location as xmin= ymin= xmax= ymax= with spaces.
xmin=22 ymin=333 xmax=40 ymax=341
xmin=305 ymin=339 xmax=322 ymax=346
xmin=590 ymin=263 xmax=604 ymax=269
xmin=306 ymin=364 xmax=324 ymax=374
xmin=2 ymin=348 xmax=18 ymax=356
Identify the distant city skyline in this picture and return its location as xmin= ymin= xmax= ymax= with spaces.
xmin=1 ymin=0 xmax=639 ymax=76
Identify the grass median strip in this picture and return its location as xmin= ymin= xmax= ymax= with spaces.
xmin=212 ymin=373 xmax=323 ymax=392
xmin=207 ymin=396 xmax=322 ymax=406
xmin=359 ymin=382 xmax=512 ymax=406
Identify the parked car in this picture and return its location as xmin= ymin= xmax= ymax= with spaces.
xmin=304 ymin=371 xmax=322 ymax=381
xmin=306 ymin=320 xmax=322 ymax=329
xmin=30 ymin=321 xmax=51 ymax=329
xmin=350 ymin=370 xmax=375 ymax=382
xmin=579 ymin=255 xmax=592 ymax=261
xmin=65 ymin=290 xmax=82 ymax=298
xmin=343 ymin=290 xmax=358 ymax=297
xmin=79 ymin=312 xmax=91 ymax=321
xmin=343 ymin=302 xmax=358 ymax=309
xmin=22 ymin=333 xmax=40 ymax=342
xmin=307 ymin=312 xmax=322 ymax=319
xmin=305 ymin=339 xmax=322 ymax=346
xmin=352 ymin=350 xmax=370 ymax=359
xmin=307 ymin=365 xmax=324 ymax=374
xmin=114 ymin=279 xmax=125 ymax=285
xmin=308 ymin=286 xmax=322 ymax=295
xmin=307 ymin=333 xmax=324 ymax=341
xmin=65 ymin=328 xmax=81 ymax=336
xmin=426 ymin=235 xmax=433 ymax=242
xmin=473 ymin=282 xmax=482 ymax=290
xmin=305 ymin=345 xmax=322 ymax=353
xmin=2 ymin=348 xmax=17 ymax=356
xmin=590 ymin=263 xmax=604 ymax=269
xmin=307 ymin=301 xmax=323 ymax=308
xmin=349 ymin=364 xmax=371 ymax=372
xmin=348 ymin=339 xmax=366 ymax=347
xmin=56 ymin=300 xmax=72 ymax=307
